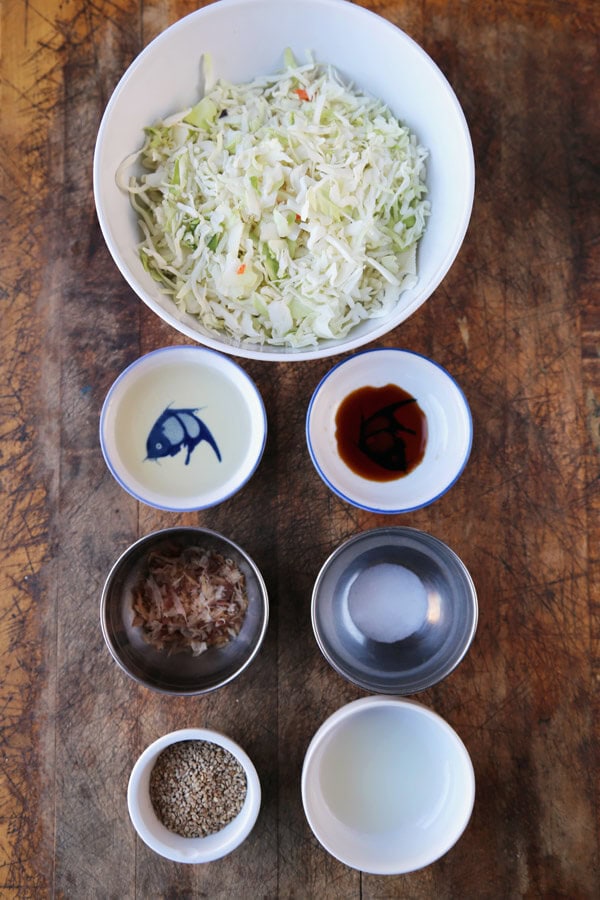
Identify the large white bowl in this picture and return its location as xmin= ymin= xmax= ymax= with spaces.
xmin=302 ymin=696 xmax=475 ymax=874
xmin=93 ymin=0 xmax=474 ymax=361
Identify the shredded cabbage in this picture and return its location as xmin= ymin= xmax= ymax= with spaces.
xmin=119 ymin=51 xmax=430 ymax=348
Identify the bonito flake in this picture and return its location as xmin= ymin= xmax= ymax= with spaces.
xmin=131 ymin=545 xmax=248 ymax=655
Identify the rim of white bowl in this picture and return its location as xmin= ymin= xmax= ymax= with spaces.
xmin=301 ymin=695 xmax=476 ymax=874
xmin=92 ymin=0 xmax=475 ymax=362
xmin=305 ymin=348 xmax=473 ymax=513
xmin=99 ymin=345 xmax=267 ymax=511
xmin=128 ymin=727 xmax=262 ymax=863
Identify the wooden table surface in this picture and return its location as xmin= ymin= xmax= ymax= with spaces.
xmin=1 ymin=0 xmax=598 ymax=896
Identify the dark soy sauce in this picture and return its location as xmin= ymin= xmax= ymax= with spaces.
xmin=335 ymin=384 xmax=427 ymax=481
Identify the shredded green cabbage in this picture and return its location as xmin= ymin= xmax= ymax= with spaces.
xmin=119 ymin=51 xmax=430 ymax=348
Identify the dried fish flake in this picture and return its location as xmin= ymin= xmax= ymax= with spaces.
xmin=131 ymin=544 xmax=248 ymax=655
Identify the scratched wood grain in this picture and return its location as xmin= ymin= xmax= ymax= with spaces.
xmin=0 ymin=0 xmax=598 ymax=897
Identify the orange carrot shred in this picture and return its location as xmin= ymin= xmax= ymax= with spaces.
xmin=294 ymin=88 xmax=310 ymax=101
xmin=237 ymin=263 xmax=246 ymax=275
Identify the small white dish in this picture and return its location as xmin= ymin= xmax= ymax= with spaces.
xmin=301 ymin=696 xmax=475 ymax=874
xmin=99 ymin=345 xmax=266 ymax=511
xmin=306 ymin=348 xmax=472 ymax=512
xmin=128 ymin=728 xmax=261 ymax=863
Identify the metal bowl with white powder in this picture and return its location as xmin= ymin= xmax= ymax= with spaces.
xmin=311 ymin=526 xmax=478 ymax=694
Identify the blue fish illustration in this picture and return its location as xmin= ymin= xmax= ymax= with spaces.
xmin=146 ymin=406 xmax=221 ymax=466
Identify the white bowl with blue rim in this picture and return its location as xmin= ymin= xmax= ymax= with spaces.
xmin=100 ymin=346 xmax=266 ymax=511
xmin=306 ymin=348 xmax=472 ymax=513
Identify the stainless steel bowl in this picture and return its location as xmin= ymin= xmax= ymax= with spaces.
xmin=312 ymin=527 xmax=477 ymax=694
xmin=101 ymin=527 xmax=268 ymax=695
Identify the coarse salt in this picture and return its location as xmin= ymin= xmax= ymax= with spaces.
xmin=347 ymin=562 xmax=428 ymax=643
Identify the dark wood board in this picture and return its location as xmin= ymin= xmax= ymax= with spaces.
xmin=1 ymin=0 xmax=598 ymax=896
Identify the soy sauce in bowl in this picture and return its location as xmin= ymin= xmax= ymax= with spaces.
xmin=335 ymin=384 xmax=427 ymax=481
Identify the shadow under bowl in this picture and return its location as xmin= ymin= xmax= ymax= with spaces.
xmin=93 ymin=0 xmax=474 ymax=361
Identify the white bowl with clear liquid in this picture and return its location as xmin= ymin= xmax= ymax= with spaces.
xmin=128 ymin=727 xmax=261 ymax=862
xmin=301 ymin=696 xmax=475 ymax=874
xmin=99 ymin=345 xmax=266 ymax=511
